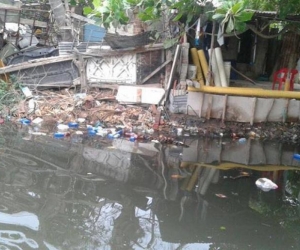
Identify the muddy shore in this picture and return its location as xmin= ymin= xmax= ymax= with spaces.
xmin=1 ymin=88 xmax=299 ymax=144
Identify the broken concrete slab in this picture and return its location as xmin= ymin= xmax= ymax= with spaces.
xmin=116 ymin=86 xmax=165 ymax=104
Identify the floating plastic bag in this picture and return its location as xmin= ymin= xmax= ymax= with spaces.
xmin=255 ymin=178 xmax=278 ymax=192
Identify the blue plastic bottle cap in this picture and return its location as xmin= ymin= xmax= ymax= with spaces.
xmin=68 ymin=122 xmax=79 ymax=128
xmin=293 ymin=154 xmax=300 ymax=160
xmin=88 ymin=130 xmax=96 ymax=136
xmin=19 ymin=118 xmax=31 ymax=124
xmin=238 ymin=138 xmax=247 ymax=143
xmin=54 ymin=132 xmax=65 ymax=138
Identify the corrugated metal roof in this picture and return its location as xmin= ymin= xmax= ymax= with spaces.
xmin=250 ymin=9 xmax=300 ymax=22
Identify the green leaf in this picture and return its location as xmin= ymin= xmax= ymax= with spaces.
xmin=235 ymin=11 xmax=254 ymax=22
xmin=235 ymin=21 xmax=247 ymax=32
xmin=163 ymin=37 xmax=178 ymax=49
xmin=138 ymin=13 xmax=152 ymax=21
xmin=226 ymin=17 xmax=235 ymax=33
xmin=215 ymin=8 xmax=228 ymax=15
xmin=232 ymin=2 xmax=243 ymax=14
xmin=92 ymin=0 xmax=101 ymax=8
xmin=69 ymin=0 xmax=77 ymax=6
xmin=96 ymin=6 xmax=110 ymax=14
xmin=83 ymin=6 xmax=93 ymax=16
xmin=173 ymin=13 xmax=183 ymax=22
xmin=186 ymin=12 xmax=193 ymax=25
xmin=212 ymin=13 xmax=226 ymax=21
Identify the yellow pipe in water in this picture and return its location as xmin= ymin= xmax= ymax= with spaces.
xmin=188 ymin=85 xmax=300 ymax=99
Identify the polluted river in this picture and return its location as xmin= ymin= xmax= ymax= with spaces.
xmin=0 ymin=122 xmax=300 ymax=250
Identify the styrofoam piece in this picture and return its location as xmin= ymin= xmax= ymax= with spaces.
xmin=18 ymin=35 xmax=39 ymax=48
xmin=32 ymin=117 xmax=43 ymax=124
xmin=57 ymin=124 xmax=69 ymax=131
xmin=116 ymin=86 xmax=165 ymax=104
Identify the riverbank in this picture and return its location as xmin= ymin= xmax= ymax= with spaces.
xmin=1 ymin=87 xmax=300 ymax=144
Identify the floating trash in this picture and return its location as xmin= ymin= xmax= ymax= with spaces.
xmin=68 ymin=122 xmax=79 ymax=128
xmin=215 ymin=194 xmax=227 ymax=198
xmin=255 ymin=178 xmax=278 ymax=192
xmin=293 ymin=154 xmax=300 ymax=161
xmin=57 ymin=124 xmax=69 ymax=131
xmin=19 ymin=118 xmax=31 ymax=125
xmin=54 ymin=132 xmax=65 ymax=139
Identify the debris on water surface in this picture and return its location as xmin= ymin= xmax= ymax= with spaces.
xmin=215 ymin=194 xmax=227 ymax=198
xmin=255 ymin=178 xmax=278 ymax=192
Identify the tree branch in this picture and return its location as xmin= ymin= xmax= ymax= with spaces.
xmin=246 ymin=24 xmax=290 ymax=39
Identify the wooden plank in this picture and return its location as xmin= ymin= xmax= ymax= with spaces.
xmin=20 ymin=18 xmax=48 ymax=28
xmin=70 ymin=12 xmax=96 ymax=24
xmin=83 ymin=43 xmax=165 ymax=57
xmin=164 ymin=45 xmax=181 ymax=104
xmin=141 ymin=59 xmax=171 ymax=84
xmin=0 ymin=55 xmax=74 ymax=74
xmin=0 ymin=59 xmax=9 ymax=82
xmin=0 ymin=4 xmax=21 ymax=11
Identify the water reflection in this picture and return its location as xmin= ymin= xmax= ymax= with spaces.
xmin=0 ymin=125 xmax=299 ymax=249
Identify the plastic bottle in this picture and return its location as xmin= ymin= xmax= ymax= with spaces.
xmin=293 ymin=154 xmax=300 ymax=161
xmin=19 ymin=118 xmax=31 ymax=125
xmin=54 ymin=132 xmax=65 ymax=138
xmin=238 ymin=138 xmax=247 ymax=144
xmin=68 ymin=122 xmax=79 ymax=129
xmin=88 ymin=129 xmax=97 ymax=136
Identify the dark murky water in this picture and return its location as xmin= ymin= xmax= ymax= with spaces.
xmin=0 ymin=123 xmax=300 ymax=249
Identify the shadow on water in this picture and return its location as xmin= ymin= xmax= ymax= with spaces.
xmin=0 ymin=124 xmax=300 ymax=249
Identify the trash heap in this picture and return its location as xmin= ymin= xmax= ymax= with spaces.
xmin=0 ymin=87 xmax=187 ymax=146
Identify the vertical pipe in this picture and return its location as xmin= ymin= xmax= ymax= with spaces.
xmin=215 ymin=47 xmax=227 ymax=87
xmin=190 ymin=48 xmax=205 ymax=86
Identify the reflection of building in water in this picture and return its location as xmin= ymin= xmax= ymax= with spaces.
xmin=0 ymin=132 xmax=299 ymax=249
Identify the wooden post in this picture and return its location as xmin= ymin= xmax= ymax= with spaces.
xmin=250 ymin=97 xmax=257 ymax=125
xmin=283 ymin=99 xmax=289 ymax=122
xmin=79 ymin=54 xmax=87 ymax=92
xmin=222 ymin=94 xmax=228 ymax=122
xmin=206 ymin=94 xmax=213 ymax=120
xmin=141 ymin=59 xmax=171 ymax=84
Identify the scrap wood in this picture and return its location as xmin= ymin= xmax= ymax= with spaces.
xmin=231 ymin=66 xmax=257 ymax=85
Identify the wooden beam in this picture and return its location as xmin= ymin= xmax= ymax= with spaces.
xmin=70 ymin=12 xmax=96 ymax=24
xmin=0 ymin=55 xmax=74 ymax=74
xmin=141 ymin=59 xmax=171 ymax=84
xmin=83 ymin=43 xmax=165 ymax=57
xmin=0 ymin=4 xmax=21 ymax=11
xmin=250 ymin=97 xmax=257 ymax=125
xmin=20 ymin=18 xmax=48 ymax=28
